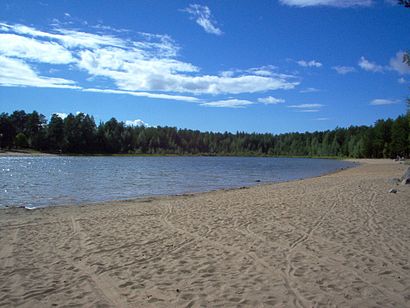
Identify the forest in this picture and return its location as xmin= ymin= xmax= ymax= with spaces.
xmin=0 ymin=109 xmax=409 ymax=158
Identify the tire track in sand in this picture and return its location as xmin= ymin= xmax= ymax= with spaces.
xmin=284 ymin=187 xmax=343 ymax=308
xmin=70 ymin=216 xmax=128 ymax=308
xmin=284 ymin=183 xmax=408 ymax=307
xmin=0 ymin=229 xmax=18 ymax=269
xmin=354 ymin=184 xmax=409 ymax=256
xmin=161 ymin=204 xmax=309 ymax=308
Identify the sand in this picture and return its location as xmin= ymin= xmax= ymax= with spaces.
xmin=0 ymin=151 xmax=56 ymax=157
xmin=0 ymin=159 xmax=409 ymax=307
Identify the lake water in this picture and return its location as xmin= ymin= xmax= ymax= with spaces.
xmin=0 ymin=156 xmax=355 ymax=209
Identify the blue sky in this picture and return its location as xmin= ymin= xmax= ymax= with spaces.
xmin=0 ymin=0 xmax=409 ymax=133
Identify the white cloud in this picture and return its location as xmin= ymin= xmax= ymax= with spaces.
xmin=315 ymin=117 xmax=330 ymax=120
xmin=246 ymin=65 xmax=278 ymax=76
xmin=202 ymin=96 xmax=285 ymax=108
xmin=201 ymin=99 xmax=254 ymax=108
xmin=219 ymin=70 xmax=235 ymax=77
xmin=0 ymin=22 xmax=298 ymax=100
xmin=332 ymin=65 xmax=356 ymax=74
xmin=0 ymin=23 xmax=126 ymax=49
xmin=279 ymin=0 xmax=373 ymax=7
xmin=257 ymin=96 xmax=285 ymax=104
xmin=250 ymin=69 xmax=274 ymax=76
xmin=177 ymin=75 xmax=296 ymax=95
xmin=298 ymin=109 xmax=320 ymax=112
xmin=0 ymin=34 xmax=74 ymax=64
xmin=289 ymin=103 xmax=324 ymax=108
xmin=357 ymin=52 xmax=410 ymax=75
xmin=299 ymin=87 xmax=320 ymax=93
xmin=183 ymin=4 xmax=223 ymax=35
xmin=76 ymin=46 xmax=297 ymax=94
xmin=358 ymin=56 xmax=384 ymax=72
xmin=370 ymin=98 xmax=399 ymax=106
xmin=0 ymin=55 xmax=79 ymax=89
xmin=134 ymin=32 xmax=180 ymax=58
xmin=125 ymin=119 xmax=149 ymax=127
xmin=297 ymin=60 xmax=322 ymax=68
xmin=54 ymin=112 xmax=68 ymax=119
xmin=219 ymin=65 xmax=296 ymax=82
xmin=389 ymin=51 xmax=410 ymax=75
xmin=398 ymin=77 xmax=407 ymax=84
xmin=82 ymin=88 xmax=200 ymax=102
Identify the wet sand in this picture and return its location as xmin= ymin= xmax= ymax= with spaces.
xmin=0 ymin=159 xmax=409 ymax=307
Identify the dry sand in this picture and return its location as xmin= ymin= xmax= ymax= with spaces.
xmin=0 ymin=159 xmax=409 ymax=307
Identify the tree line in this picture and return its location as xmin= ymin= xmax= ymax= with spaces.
xmin=0 ymin=110 xmax=409 ymax=158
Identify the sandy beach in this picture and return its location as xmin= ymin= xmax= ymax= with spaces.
xmin=0 ymin=159 xmax=409 ymax=307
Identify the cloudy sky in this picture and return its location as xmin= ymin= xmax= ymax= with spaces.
xmin=0 ymin=0 xmax=409 ymax=133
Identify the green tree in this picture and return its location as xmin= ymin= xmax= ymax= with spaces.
xmin=372 ymin=119 xmax=393 ymax=158
xmin=2 ymin=109 xmax=410 ymax=158
xmin=391 ymin=115 xmax=409 ymax=157
xmin=0 ymin=113 xmax=15 ymax=149
xmin=48 ymin=114 xmax=65 ymax=152
xmin=9 ymin=110 xmax=28 ymax=135
xmin=64 ymin=114 xmax=79 ymax=152
xmin=15 ymin=133 xmax=28 ymax=148
xmin=79 ymin=114 xmax=97 ymax=152
xmin=102 ymin=118 xmax=123 ymax=153
xmin=26 ymin=111 xmax=47 ymax=149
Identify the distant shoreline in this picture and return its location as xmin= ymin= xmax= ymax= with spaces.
xmin=0 ymin=149 xmax=348 ymax=159
xmin=2 ymin=149 xmax=408 ymax=162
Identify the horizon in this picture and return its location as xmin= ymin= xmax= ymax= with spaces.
xmin=0 ymin=0 xmax=409 ymax=134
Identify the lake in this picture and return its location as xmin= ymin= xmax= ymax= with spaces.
xmin=0 ymin=156 xmax=355 ymax=208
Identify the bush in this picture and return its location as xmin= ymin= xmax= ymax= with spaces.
xmin=15 ymin=132 xmax=28 ymax=148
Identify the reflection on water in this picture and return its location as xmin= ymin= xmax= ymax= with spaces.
xmin=0 ymin=156 xmax=355 ymax=208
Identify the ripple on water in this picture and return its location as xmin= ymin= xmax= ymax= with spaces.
xmin=0 ymin=156 xmax=355 ymax=208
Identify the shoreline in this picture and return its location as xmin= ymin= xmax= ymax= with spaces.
xmin=1 ymin=159 xmax=409 ymax=307
xmin=0 ymin=149 xmax=348 ymax=159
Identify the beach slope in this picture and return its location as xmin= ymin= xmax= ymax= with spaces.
xmin=0 ymin=159 xmax=409 ymax=307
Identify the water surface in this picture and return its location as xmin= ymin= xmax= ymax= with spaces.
xmin=0 ymin=156 xmax=355 ymax=208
